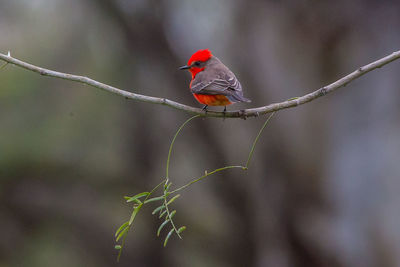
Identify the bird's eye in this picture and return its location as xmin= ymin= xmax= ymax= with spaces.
xmin=194 ymin=61 xmax=201 ymax=66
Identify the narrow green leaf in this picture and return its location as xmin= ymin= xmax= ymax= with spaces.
xmin=115 ymin=221 xmax=129 ymax=237
xmin=167 ymin=194 xmax=180 ymax=205
xmin=126 ymin=192 xmax=149 ymax=203
xmin=159 ymin=209 xmax=167 ymax=219
xmin=128 ymin=203 xmax=143 ymax=225
xmin=177 ymin=226 xmax=186 ymax=234
xmin=166 ymin=210 xmax=176 ymax=220
xmin=164 ymin=228 xmax=175 ymax=247
xmin=157 ymin=219 xmax=170 ymax=237
xmin=133 ymin=199 xmax=142 ymax=205
xmin=144 ymin=196 xmax=164 ymax=204
xmin=164 ymin=182 xmax=172 ymax=192
xmin=115 ymin=245 xmax=121 ymax=250
xmin=116 ymin=226 xmax=129 ymax=242
xmin=152 ymin=205 xmax=165 ymax=215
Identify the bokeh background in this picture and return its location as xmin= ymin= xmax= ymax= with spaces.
xmin=1 ymin=0 xmax=400 ymax=266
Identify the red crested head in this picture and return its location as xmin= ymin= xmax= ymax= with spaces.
xmin=180 ymin=49 xmax=213 ymax=79
xmin=187 ymin=49 xmax=213 ymax=66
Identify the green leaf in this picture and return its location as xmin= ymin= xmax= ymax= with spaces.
xmin=166 ymin=210 xmax=176 ymax=220
xmin=152 ymin=205 xmax=165 ymax=215
xmin=164 ymin=228 xmax=174 ymax=247
xmin=128 ymin=203 xmax=143 ymax=225
xmin=177 ymin=226 xmax=186 ymax=234
xmin=115 ymin=245 xmax=122 ymax=250
xmin=126 ymin=192 xmax=149 ymax=203
xmin=134 ymin=199 xmax=143 ymax=205
xmin=124 ymin=195 xmax=142 ymax=204
xmin=164 ymin=182 xmax=172 ymax=191
xmin=144 ymin=196 xmax=164 ymax=204
xmin=115 ymin=221 xmax=129 ymax=237
xmin=167 ymin=194 xmax=180 ymax=205
xmin=159 ymin=209 xmax=167 ymax=219
xmin=116 ymin=226 xmax=129 ymax=242
xmin=157 ymin=219 xmax=170 ymax=237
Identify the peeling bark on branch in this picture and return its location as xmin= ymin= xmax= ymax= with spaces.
xmin=1 ymin=50 xmax=399 ymax=118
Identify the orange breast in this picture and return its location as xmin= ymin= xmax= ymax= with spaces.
xmin=193 ymin=94 xmax=232 ymax=106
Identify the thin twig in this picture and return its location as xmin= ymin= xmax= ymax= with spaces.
xmin=166 ymin=115 xmax=201 ymax=179
xmin=1 ymin=51 xmax=399 ymax=118
xmin=163 ymin=194 xmax=181 ymax=239
xmin=245 ymin=112 xmax=276 ymax=168
xmin=169 ymin=112 xmax=277 ymax=193
xmin=169 ymin=165 xmax=245 ymax=194
xmin=162 ymin=115 xmax=201 ymax=239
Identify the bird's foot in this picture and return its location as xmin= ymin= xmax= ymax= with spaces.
xmin=221 ymin=106 xmax=227 ymax=121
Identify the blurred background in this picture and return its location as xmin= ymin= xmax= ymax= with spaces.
xmin=1 ymin=0 xmax=400 ymax=266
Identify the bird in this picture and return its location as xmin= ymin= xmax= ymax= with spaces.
xmin=179 ymin=49 xmax=251 ymax=112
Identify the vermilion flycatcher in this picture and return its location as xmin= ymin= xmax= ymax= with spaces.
xmin=180 ymin=49 xmax=251 ymax=112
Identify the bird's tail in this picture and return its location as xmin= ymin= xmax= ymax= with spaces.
xmin=228 ymin=93 xmax=251 ymax=103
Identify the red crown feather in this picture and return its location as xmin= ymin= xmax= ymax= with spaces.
xmin=188 ymin=49 xmax=213 ymax=65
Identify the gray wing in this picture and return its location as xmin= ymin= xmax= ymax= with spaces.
xmin=191 ymin=72 xmax=250 ymax=103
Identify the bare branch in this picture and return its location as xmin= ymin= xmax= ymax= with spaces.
xmin=1 ymin=50 xmax=399 ymax=118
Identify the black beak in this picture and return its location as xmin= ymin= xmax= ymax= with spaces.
xmin=179 ymin=65 xmax=190 ymax=70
